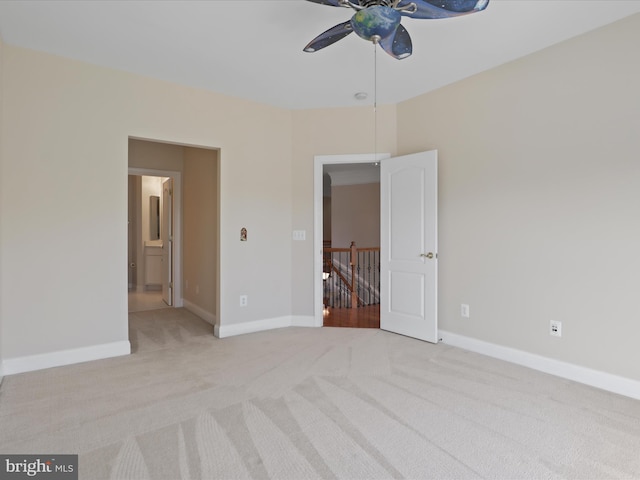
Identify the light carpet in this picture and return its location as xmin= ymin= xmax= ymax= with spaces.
xmin=1 ymin=308 xmax=639 ymax=479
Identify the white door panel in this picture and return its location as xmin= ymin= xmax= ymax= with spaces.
xmin=389 ymin=271 xmax=424 ymax=316
xmin=381 ymin=150 xmax=438 ymax=342
xmin=390 ymin=167 xmax=425 ymax=260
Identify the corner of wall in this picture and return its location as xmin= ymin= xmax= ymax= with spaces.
xmin=183 ymin=299 xmax=216 ymax=326
xmin=0 ymin=34 xmax=5 ymax=374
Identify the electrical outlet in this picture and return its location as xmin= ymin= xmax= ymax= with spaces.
xmin=550 ymin=320 xmax=562 ymax=337
xmin=239 ymin=295 xmax=248 ymax=307
xmin=461 ymin=304 xmax=470 ymax=318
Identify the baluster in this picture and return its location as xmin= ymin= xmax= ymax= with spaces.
xmin=367 ymin=250 xmax=372 ymax=305
xmin=344 ymin=250 xmax=348 ymax=308
xmin=339 ymin=251 xmax=343 ymax=308
xmin=376 ymin=250 xmax=380 ymax=305
xmin=332 ymin=253 xmax=336 ymax=308
xmin=362 ymin=250 xmax=367 ymax=306
xmin=350 ymin=241 xmax=357 ymax=309
xmin=356 ymin=250 xmax=360 ymax=306
xmin=372 ymin=250 xmax=376 ymax=305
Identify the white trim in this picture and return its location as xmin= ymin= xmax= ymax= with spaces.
xmin=1 ymin=341 xmax=131 ymax=376
xmin=214 ymin=315 xmax=318 ymax=338
xmin=128 ymin=167 xmax=184 ymax=309
xmin=314 ymin=153 xmax=390 ymax=328
xmin=215 ymin=316 xmax=291 ymax=338
xmin=439 ymin=330 xmax=640 ymax=401
xmin=183 ymin=299 xmax=216 ymax=326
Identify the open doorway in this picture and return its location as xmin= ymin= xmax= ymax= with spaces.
xmin=314 ymin=153 xmax=390 ymax=328
xmin=315 ymin=151 xmax=439 ymax=341
xmin=127 ymin=138 xmax=219 ymax=327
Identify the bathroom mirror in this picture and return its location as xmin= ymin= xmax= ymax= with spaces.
xmin=150 ymin=195 xmax=160 ymax=240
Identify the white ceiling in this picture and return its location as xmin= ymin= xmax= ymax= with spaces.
xmin=0 ymin=1 xmax=639 ymax=110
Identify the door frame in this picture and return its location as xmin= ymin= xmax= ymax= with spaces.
xmin=128 ymin=167 xmax=183 ymax=308
xmin=313 ymin=153 xmax=390 ymax=327
xmin=161 ymin=177 xmax=173 ymax=306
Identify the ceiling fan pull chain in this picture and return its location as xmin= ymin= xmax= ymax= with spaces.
xmin=373 ymin=40 xmax=378 ymax=159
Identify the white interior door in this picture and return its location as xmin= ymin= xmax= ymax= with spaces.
xmin=162 ymin=178 xmax=173 ymax=306
xmin=380 ymin=150 xmax=438 ymax=342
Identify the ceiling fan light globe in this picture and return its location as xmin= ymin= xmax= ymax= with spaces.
xmin=350 ymin=6 xmax=401 ymax=42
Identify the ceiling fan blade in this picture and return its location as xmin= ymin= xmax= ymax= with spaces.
xmin=304 ymin=21 xmax=354 ymax=53
xmin=378 ymin=25 xmax=412 ymax=60
xmin=398 ymin=0 xmax=489 ymax=19
xmin=304 ymin=0 xmax=346 ymax=7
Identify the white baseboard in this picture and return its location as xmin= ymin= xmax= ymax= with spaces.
xmin=439 ymin=330 xmax=640 ymax=401
xmin=1 ymin=341 xmax=131 ymax=376
xmin=215 ymin=316 xmax=291 ymax=338
xmin=183 ymin=299 xmax=216 ymax=326
xmin=0 ymin=314 xmax=317 ymax=375
xmin=214 ymin=315 xmax=318 ymax=339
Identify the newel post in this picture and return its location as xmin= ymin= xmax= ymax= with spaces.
xmin=350 ymin=241 xmax=358 ymax=308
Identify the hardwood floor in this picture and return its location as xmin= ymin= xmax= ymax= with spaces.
xmin=323 ymin=304 xmax=380 ymax=328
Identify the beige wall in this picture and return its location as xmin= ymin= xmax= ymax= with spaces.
xmin=398 ymin=14 xmax=640 ymax=380
xmin=291 ymin=105 xmax=397 ymax=316
xmin=0 ymin=44 xmax=292 ymax=359
xmin=0 ymin=35 xmax=4 ymax=376
xmin=331 ymin=182 xmax=380 ymax=248
xmin=129 ymin=138 xmax=184 ymax=172
xmin=183 ymin=147 xmax=218 ymax=320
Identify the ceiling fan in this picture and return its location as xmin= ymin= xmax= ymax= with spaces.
xmin=303 ymin=0 xmax=489 ymax=60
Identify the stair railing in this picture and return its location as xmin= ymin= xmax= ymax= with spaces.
xmin=323 ymin=241 xmax=380 ymax=309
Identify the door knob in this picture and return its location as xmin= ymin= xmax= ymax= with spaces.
xmin=421 ymin=252 xmax=434 ymax=259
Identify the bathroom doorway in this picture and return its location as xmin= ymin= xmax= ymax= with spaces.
xmin=127 ymin=171 xmax=180 ymax=312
